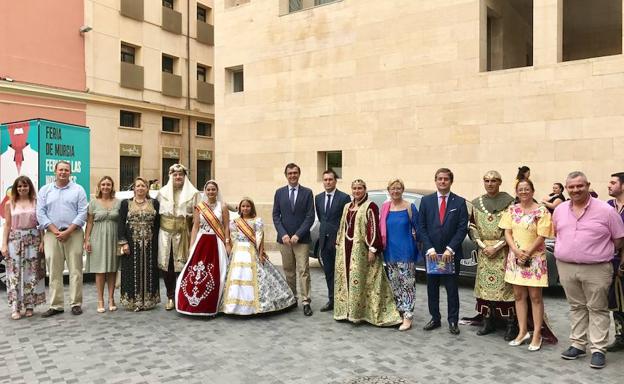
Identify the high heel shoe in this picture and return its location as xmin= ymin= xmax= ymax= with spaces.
xmin=528 ymin=337 xmax=543 ymax=352
xmin=109 ymin=299 xmax=118 ymax=312
xmin=399 ymin=318 xmax=413 ymax=331
xmin=508 ymin=332 xmax=531 ymax=346
xmin=97 ymin=301 xmax=105 ymax=313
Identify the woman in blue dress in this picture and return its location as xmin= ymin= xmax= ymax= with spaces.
xmin=380 ymin=178 xmax=420 ymax=331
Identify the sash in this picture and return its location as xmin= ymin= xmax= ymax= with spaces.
xmin=196 ymin=202 xmax=226 ymax=243
xmin=235 ymin=218 xmax=258 ymax=249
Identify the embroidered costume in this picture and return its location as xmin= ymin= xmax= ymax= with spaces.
xmin=175 ymin=201 xmax=228 ymax=316
xmin=221 ymin=217 xmax=296 ymax=315
xmin=118 ymin=198 xmax=160 ymax=311
xmin=334 ymin=198 xmax=401 ymax=327
xmin=469 ymin=192 xmax=515 ymax=318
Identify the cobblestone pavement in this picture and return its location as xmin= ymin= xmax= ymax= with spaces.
xmin=1 ymin=258 xmax=622 ymax=384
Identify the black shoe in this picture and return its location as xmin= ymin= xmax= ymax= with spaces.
xmin=476 ymin=315 xmax=496 ymax=336
xmin=41 ymin=308 xmax=64 ymax=318
xmin=503 ymin=319 xmax=519 ymax=341
xmin=303 ymin=304 xmax=313 ymax=316
xmin=71 ymin=306 xmax=83 ymax=315
xmin=590 ymin=352 xmax=606 ymax=369
xmin=606 ymin=337 xmax=624 ymax=352
xmin=449 ymin=322 xmax=460 ymax=335
xmin=423 ymin=319 xmax=441 ymax=331
xmin=561 ymin=346 xmax=587 ymax=360
xmin=319 ymin=302 xmax=333 ymax=312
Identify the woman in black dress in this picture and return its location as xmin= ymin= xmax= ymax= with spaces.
xmin=118 ymin=177 xmax=160 ymax=311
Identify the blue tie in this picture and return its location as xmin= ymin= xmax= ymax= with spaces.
xmin=325 ymin=194 xmax=332 ymax=219
xmin=289 ymin=187 xmax=296 ymax=211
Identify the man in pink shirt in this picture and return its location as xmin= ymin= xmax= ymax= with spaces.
xmin=553 ymin=171 xmax=624 ymax=369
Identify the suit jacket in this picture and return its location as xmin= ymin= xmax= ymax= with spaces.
xmin=417 ymin=191 xmax=469 ymax=260
xmin=315 ymin=189 xmax=351 ymax=251
xmin=272 ymin=185 xmax=315 ymax=243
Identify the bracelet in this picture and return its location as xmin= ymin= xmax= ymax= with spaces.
xmin=618 ymin=264 xmax=624 ymax=272
xmin=225 ymin=239 xmax=231 ymax=243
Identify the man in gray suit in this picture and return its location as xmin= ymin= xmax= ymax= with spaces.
xmin=273 ymin=163 xmax=315 ymax=316
xmin=315 ymin=169 xmax=351 ymax=312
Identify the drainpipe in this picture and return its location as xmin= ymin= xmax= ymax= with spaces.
xmin=186 ymin=0 xmax=192 ymax=177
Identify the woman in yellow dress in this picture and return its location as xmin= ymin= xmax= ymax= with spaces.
xmin=499 ymin=179 xmax=553 ymax=351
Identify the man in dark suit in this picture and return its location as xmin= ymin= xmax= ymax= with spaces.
xmin=273 ymin=163 xmax=316 ymax=316
xmin=315 ymin=169 xmax=351 ymax=312
xmin=418 ymin=168 xmax=469 ymax=335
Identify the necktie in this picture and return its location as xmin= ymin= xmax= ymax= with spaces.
xmin=325 ymin=194 xmax=332 ymax=218
xmin=439 ymin=195 xmax=446 ymax=224
xmin=289 ymin=187 xmax=296 ymax=211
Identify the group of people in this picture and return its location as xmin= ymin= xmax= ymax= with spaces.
xmin=3 ymin=161 xmax=624 ymax=369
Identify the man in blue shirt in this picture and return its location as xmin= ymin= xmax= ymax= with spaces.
xmin=36 ymin=160 xmax=88 ymax=317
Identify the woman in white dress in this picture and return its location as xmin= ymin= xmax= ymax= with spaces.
xmin=175 ymin=180 xmax=230 ymax=316
xmin=222 ymin=198 xmax=296 ymax=315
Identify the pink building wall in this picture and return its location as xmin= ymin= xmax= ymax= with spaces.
xmin=0 ymin=94 xmax=86 ymax=126
xmin=0 ymin=0 xmax=86 ymax=91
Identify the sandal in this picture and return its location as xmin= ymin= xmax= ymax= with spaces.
xmin=25 ymin=309 xmax=34 ymax=318
xmin=97 ymin=301 xmax=105 ymax=313
xmin=109 ymin=299 xmax=118 ymax=312
xmin=11 ymin=312 xmax=21 ymax=320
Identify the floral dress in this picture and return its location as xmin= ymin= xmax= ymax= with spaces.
xmin=499 ymin=204 xmax=553 ymax=287
xmin=5 ymin=203 xmax=45 ymax=312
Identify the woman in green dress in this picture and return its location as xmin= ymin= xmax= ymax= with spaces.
xmin=84 ymin=176 xmax=121 ymax=313
xmin=334 ymin=179 xmax=401 ymax=327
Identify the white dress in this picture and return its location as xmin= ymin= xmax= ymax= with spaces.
xmin=221 ymin=217 xmax=296 ymax=315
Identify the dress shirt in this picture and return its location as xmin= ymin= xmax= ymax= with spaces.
xmin=437 ymin=191 xmax=449 ymax=208
xmin=553 ymin=198 xmax=624 ymax=264
xmin=36 ymin=181 xmax=88 ymax=230
xmin=426 ymin=191 xmax=455 ymax=256
xmin=324 ymin=188 xmax=336 ymax=211
xmin=289 ymin=184 xmax=299 ymax=204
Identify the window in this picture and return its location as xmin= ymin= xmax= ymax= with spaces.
xmin=162 ymin=0 xmax=174 ymax=9
xmin=162 ymin=116 xmax=180 ymax=133
xmin=233 ymin=69 xmax=244 ymax=92
xmin=196 ymin=121 xmax=212 ymax=137
xmin=120 ymin=156 xmax=140 ymax=190
xmin=317 ymin=151 xmax=342 ymax=179
xmin=162 ymin=55 xmax=174 ymax=74
xmin=162 ymin=158 xmax=178 ymax=186
xmin=289 ymin=0 xmax=302 ymax=12
xmin=197 ymin=65 xmax=207 ymax=82
xmin=120 ymin=110 xmax=141 ymax=128
xmin=482 ymin=0 xmax=533 ymax=72
xmin=326 ymin=151 xmax=342 ymax=178
xmin=562 ymin=0 xmax=622 ymax=61
xmin=197 ymin=5 xmax=207 ymax=22
xmin=121 ymin=44 xmax=136 ymax=64
xmin=196 ymin=159 xmax=212 ymax=189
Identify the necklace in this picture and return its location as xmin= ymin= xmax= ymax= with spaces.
xmin=478 ymin=196 xmax=504 ymax=222
xmin=134 ymin=198 xmax=147 ymax=205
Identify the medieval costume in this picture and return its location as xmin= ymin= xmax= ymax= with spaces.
xmin=175 ymin=200 xmax=228 ymax=316
xmin=221 ymin=216 xmax=296 ymax=315
xmin=468 ymin=185 xmax=516 ymax=339
xmin=334 ymin=194 xmax=401 ymax=327
xmin=157 ymin=164 xmax=200 ymax=309
xmin=118 ymin=198 xmax=160 ymax=311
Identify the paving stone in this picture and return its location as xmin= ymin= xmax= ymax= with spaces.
xmin=1 ymin=267 xmax=623 ymax=383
